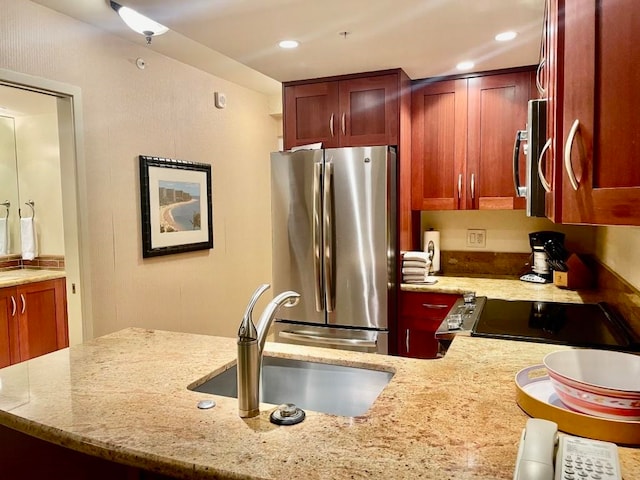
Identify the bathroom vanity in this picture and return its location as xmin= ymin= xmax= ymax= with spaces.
xmin=0 ymin=270 xmax=68 ymax=367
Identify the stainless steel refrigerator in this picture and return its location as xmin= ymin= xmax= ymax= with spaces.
xmin=270 ymin=145 xmax=398 ymax=354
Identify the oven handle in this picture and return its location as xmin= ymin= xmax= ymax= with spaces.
xmin=278 ymin=330 xmax=377 ymax=348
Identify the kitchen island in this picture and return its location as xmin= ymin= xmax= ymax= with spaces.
xmin=0 ymin=328 xmax=637 ymax=479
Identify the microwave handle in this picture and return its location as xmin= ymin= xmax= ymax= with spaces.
xmin=513 ymin=130 xmax=527 ymax=197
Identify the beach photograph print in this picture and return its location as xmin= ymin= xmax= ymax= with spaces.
xmin=139 ymin=155 xmax=213 ymax=258
xmin=159 ymin=180 xmax=201 ymax=233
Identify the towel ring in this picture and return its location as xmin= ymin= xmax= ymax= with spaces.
xmin=19 ymin=200 xmax=35 ymax=219
xmin=1 ymin=201 xmax=9 ymax=220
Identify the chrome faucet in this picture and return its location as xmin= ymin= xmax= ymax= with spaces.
xmin=237 ymin=284 xmax=300 ymax=418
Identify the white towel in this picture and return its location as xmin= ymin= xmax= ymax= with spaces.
xmin=403 ymin=251 xmax=432 ymax=262
xmin=20 ymin=217 xmax=37 ymax=261
xmin=403 ymin=260 xmax=430 ymax=269
xmin=0 ymin=217 xmax=8 ymax=255
xmin=402 ymin=267 xmax=427 ymax=275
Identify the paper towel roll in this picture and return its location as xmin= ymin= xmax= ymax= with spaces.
xmin=423 ymin=230 xmax=441 ymax=273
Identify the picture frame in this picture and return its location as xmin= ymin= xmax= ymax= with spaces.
xmin=139 ymin=155 xmax=213 ymax=258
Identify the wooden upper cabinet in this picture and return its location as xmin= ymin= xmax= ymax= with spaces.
xmin=338 ymin=75 xmax=399 ymax=147
xmin=411 ymin=79 xmax=467 ymax=210
xmin=284 ymin=82 xmax=340 ymax=148
xmin=283 ymin=71 xmax=401 ymax=150
xmin=411 ymin=69 xmax=533 ymax=212
xmin=467 ymin=72 xmax=530 ymax=210
xmin=559 ymin=0 xmax=640 ymax=224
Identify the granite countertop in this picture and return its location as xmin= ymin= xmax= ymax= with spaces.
xmin=0 ymin=328 xmax=637 ymax=479
xmin=0 ymin=269 xmax=66 ymax=288
xmin=402 ymin=275 xmax=603 ymax=304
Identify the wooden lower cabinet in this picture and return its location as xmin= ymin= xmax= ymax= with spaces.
xmin=0 ymin=424 xmax=175 ymax=480
xmin=397 ymin=291 xmax=459 ymax=359
xmin=0 ymin=278 xmax=68 ymax=365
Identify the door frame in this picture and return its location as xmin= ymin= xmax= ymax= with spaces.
xmin=0 ymin=67 xmax=93 ymax=344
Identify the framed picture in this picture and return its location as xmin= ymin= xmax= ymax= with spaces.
xmin=139 ymin=155 xmax=213 ymax=258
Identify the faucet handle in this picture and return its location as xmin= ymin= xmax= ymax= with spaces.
xmin=238 ymin=284 xmax=270 ymax=340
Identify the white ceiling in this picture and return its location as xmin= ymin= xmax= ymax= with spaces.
xmin=29 ymin=0 xmax=545 ymax=97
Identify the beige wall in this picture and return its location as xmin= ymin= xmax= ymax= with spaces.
xmin=421 ymin=210 xmax=597 ymax=254
xmin=15 ymin=111 xmax=65 ymax=256
xmin=596 ymin=226 xmax=640 ymax=291
xmin=1 ymin=0 xmax=278 ymax=339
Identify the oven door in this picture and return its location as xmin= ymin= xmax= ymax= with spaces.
xmin=273 ymin=321 xmax=388 ymax=354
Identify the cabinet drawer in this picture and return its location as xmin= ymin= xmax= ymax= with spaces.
xmin=400 ymin=291 xmax=458 ymax=318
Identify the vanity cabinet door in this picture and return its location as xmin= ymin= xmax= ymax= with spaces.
xmin=17 ymin=279 xmax=68 ymax=362
xmin=397 ymin=291 xmax=458 ymax=359
xmin=0 ymin=287 xmax=20 ymax=367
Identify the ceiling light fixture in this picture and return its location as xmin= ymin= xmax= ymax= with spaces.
xmin=278 ymin=40 xmax=299 ymax=49
xmin=456 ymin=61 xmax=475 ymax=71
xmin=110 ymin=1 xmax=169 ymax=45
xmin=495 ymin=31 xmax=518 ymax=42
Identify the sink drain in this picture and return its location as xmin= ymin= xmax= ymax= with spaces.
xmin=270 ymin=403 xmax=305 ymax=425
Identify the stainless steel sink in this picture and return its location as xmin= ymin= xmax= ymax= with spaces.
xmin=190 ymin=356 xmax=394 ymax=417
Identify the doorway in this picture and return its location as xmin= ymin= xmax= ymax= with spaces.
xmin=0 ymin=68 xmax=92 ymax=344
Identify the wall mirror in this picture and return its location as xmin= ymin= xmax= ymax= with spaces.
xmin=0 ymin=84 xmax=64 ymax=258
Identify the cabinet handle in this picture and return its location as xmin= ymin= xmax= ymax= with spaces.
xmin=329 ymin=113 xmax=334 ymax=137
xmin=20 ymin=293 xmax=26 ymax=315
xmin=537 ymin=138 xmax=552 ymax=193
xmin=536 ymin=58 xmax=547 ymax=96
xmin=341 ymin=113 xmax=346 ymax=136
xmin=470 ymin=173 xmax=475 ymax=201
xmin=563 ymin=119 xmax=580 ymax=191
xmin=10 ymin=295 xmax=16 ymax=317
xmin=457 ymin=173 xmax=462 ymax=201
xmin=405 ymin=329 xmax=410 ymax=353
xmin=422 ymin=303 xmax=449 ymax=309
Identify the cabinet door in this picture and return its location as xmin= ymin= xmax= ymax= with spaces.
xmin=0 ymin=288 xmax=19 ymax=368
xmin=18 ymin=279 xmax=68 ymax=361
xmin=561 ymin=0 xmax=640 ymax=224
xmin=339 ymin=74 xmax=399 ymax=147
xmin=283 ymin=82 xmax=340 ymax=149
xmin=540 ymin=0 xmax=563 ymax=222
xmin=467 ymin=72 xmax=531 ymax=210
xmin=398 ymin=292 xmax=458 ymax=359
xmin=411 ymin=79 xmax=467 ymax=210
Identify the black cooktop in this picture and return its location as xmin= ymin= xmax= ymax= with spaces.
xmin=471 ymin=298 xmax=640 ymax=351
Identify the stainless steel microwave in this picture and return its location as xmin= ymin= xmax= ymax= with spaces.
xmin=513 ymin=99 xmax=547 ymax=217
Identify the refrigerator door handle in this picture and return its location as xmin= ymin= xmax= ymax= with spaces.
xmin=323 ymin=161 xmax=335 ymax=312
xmin=313 ymin=162 xmax=324 ymax=311
xmin=278 ymin=330 xmax=377 ymax=348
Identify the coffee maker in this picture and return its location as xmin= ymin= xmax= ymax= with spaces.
xmin=521 ymin=231 xmax=565 ymax=283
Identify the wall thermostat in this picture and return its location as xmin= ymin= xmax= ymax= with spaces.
xmin=214 ymin=92 xmax=227 ymax=109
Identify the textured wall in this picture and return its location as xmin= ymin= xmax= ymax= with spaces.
xmin=596 ymin=226 xmax=640 ymax=290
xmin=1 ymin=0 xmax=279 ymax=339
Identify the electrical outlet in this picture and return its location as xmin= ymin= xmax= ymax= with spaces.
xmin=466 ymin=229 xmax=486 ymax=248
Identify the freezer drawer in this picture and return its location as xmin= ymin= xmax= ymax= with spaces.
xmin=273 ymin=322 xmax=388 ymax=354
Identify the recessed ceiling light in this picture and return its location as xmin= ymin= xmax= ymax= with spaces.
xmin=495 ymin=31 xmax=517 ymax=42
xmin=279 ymin=40 xmax=299 ymax=49
xmin=456 ymin=61 xmax=475 ymax=71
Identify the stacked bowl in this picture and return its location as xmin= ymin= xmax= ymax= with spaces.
xmin=543 ymin=349 xmax=640 ymax=420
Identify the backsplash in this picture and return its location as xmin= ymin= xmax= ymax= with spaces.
xmin=440 ymin=251 xmax=530 ymax=277
xmin=0 ymin=254 xmax=65 ymax=271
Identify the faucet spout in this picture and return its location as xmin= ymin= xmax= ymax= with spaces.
xmin=237 ymin=285 xmax=300 ymax=418
xmin=255 ymin=290 xmax=300 ymax=354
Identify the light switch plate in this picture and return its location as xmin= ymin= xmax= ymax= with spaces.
xmin=466 ymin=229 xmax=486 ymax=248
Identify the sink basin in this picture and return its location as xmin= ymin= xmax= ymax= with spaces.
xmin=190 ymin=356 xmax=394 ymax=417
